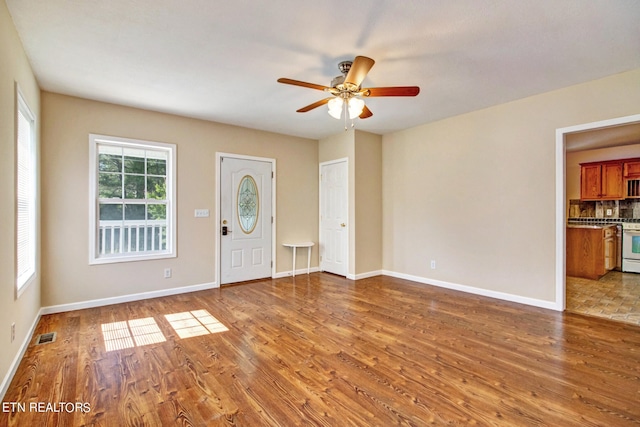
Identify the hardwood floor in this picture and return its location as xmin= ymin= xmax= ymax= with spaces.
xmin=2 ymin=273 xmax=640 ymax=426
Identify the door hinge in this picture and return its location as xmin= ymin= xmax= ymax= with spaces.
xmin=271 ymin=216 xmax=274 ymax=224
xmin=271 ymin=261 xmax=273 ymax=268
xmin=272 ymin=171 xmax=274 ymax=178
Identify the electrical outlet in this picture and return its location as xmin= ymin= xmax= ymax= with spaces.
xmin=164 ymin=268 xmax=172 ymax=278
xmin=606 ymin=208 xmax=613 ymax=216
xmin=11 ymin=323 xmax=15 ymax=343
xmin=430 ymin=260 xmax=436 ymax=269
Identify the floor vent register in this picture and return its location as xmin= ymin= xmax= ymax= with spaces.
xmin=35 ymin=332 xmax=57 ymax=345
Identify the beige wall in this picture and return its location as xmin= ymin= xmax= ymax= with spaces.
xmin=566 ymin=143 xmax=640 ymax=202
xmin=41 ymin=92 xmax=318 ymax=307
xmin=383 ymin=68 xmax=640 ymax=303
xmin=354 ymin=131 xmax=382 ymax=275
xmin=319 ymin=131 xmax=356 ymax=275
xmin=0 ymin=1 xmax=41 ymax=394
xmin=318 ymin=131 xmax=352 ymax=164
xmin=319 ymin=130 xmax=383 ymax=277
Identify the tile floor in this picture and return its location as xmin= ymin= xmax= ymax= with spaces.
xmin=566 ymin=271 xmax=640 ymax=326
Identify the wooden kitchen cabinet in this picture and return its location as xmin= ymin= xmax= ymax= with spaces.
xmin=624 ymin=160 xmax=640 ymax=198
xmin=624 ymin=160 xmax=640 ymax=179
xmin=580 ymin=161 xmax=624 ymax=200
xmin=566 ymin=225 xmax=616 ymax=280
xmin=603 ymin=227 xmax=616 ymax=271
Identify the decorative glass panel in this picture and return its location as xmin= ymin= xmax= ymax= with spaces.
xmin=237 ymin=175 xmax=259 ymax=234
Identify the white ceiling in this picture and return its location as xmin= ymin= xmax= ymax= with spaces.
xmin=6 ymin=0 xmax=640 ymax=140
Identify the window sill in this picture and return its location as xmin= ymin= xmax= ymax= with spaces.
xmin=16 ymin=272 xmax=37 ymax=299
xmin=89 ymin=251 xmax=176 ymax=266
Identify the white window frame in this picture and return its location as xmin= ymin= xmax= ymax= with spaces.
xmin=16 ymin=86 xmax=37 ymax=296
xmin=89 ymin=134 xmax=177 ymax=265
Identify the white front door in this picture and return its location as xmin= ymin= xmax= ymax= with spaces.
xmin=320 ymin=159 xmax=348 ymax=276
xmin=220 ymin=157 xmax=273 ymax=284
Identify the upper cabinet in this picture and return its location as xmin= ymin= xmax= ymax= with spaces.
xmin=624 ymin=160 xmax=640 ymax=179
xmin=625 ymin=160 xmax=640 ymax=198
xmin=580 ymin=158 xmax=640 ymax=200
xmin=580 ymin=161 xmax=624 ymax=200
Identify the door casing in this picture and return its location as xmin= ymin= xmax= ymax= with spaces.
xmin=215 ymin=152 xmax=276 ymax=286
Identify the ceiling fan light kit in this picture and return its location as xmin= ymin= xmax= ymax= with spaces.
xmin=327 ymin=97 xmax=344 ymax=119
xmin=277 ymin=56 xmax=420 ymax=129
xmin=327 ymin=97 xmax=365 ymax=120
xmin=347 ymin=97 xmax=365 ymax=119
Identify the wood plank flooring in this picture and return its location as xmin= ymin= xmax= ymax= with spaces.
xmin=2 ymin=273 xmax=640 ymax=426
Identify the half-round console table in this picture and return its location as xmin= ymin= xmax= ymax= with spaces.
xmin=283 ymin=242 xmax=314 ymax=277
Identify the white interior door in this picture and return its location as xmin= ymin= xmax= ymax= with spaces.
xmin=320 ymin=160 xmax=348 ymax=276
xmin=220 ymin=157 xmax=272 ymax=284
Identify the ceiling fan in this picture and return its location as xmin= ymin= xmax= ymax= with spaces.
xmin=277 ymin=56 xmax=420 ymax=122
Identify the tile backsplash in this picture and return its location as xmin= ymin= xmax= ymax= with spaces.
xmin=569 ymin=199 xmax=640 ymax=219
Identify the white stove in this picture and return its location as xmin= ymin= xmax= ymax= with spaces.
xmin=622 ymin=223 xmax=640 ymax=273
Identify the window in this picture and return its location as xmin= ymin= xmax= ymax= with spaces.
xmin=89 ymin=134 xmax=176 ymax=264
xmin=16 ymin=88 xmax=37 ymax=294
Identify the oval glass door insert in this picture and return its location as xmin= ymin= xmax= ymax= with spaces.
xmin=237 ymin=175 xmax=259 ymax=234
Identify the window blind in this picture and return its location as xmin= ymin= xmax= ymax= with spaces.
xmin=16 ymin=95 xmax=36 ymax=290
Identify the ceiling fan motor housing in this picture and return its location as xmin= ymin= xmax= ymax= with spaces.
xmin=331 ymin=60 xmax=353 ymax=89
xmin=331 ymin=75 xmax=346 ymax=88
xmin=338 ymin=60 xmax=352 ymax=75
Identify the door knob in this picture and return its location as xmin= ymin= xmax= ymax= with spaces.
xmin=341 ymin=223 xmax=346 ymax=227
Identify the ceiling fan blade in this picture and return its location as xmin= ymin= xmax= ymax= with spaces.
xmin=277 ymin=78 xmax=329 ymax=91
xmin=344 ymin=56 xmax=375 ymax=88
xmin=359 ymin=105 xmax=373 ymax=119
xmin=296 ymin=97 xmax=333 ymax=113
xmin=364 ymin=86 xmax=420 ymax=97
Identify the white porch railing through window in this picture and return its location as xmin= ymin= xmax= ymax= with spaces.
xmin=98 ymin=220 xmax=168 ymax=256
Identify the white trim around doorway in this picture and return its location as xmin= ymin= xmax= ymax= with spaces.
xmin=555 ymin=113 xmax=640 ymax=312
xmin=215 ymin=152 xmax=277 ymax=286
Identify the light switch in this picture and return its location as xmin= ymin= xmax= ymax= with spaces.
xmin=195 ymin=209 xmax=210 ymax=218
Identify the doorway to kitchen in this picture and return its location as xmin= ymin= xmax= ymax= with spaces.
xmin=557 ymin=113 xmax=640 ymax=325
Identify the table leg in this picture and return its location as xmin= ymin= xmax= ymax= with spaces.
xmin=292 ymin=246 xmax=297 ymax=277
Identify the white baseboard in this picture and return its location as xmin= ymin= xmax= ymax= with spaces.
xmin=274 ymin=269 xmax=380 ymax=281
xmin=382 ymin=270 xmax=561 ymax=311
xmin=40 ymin=281 xmax=219 ymax=315
xmin=0 ymin=308 xmax=43 ymax=400
xmin=348 ymin=270 xmax=383 ymax=280
xmin=273 ymin=267 xmax=321 ymax=279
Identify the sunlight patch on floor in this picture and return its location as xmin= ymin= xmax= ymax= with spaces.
xmin=165 ymin=309 xmax=229 ymax=339
xmin=101 ymin=317 xmax=166 ymax=351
